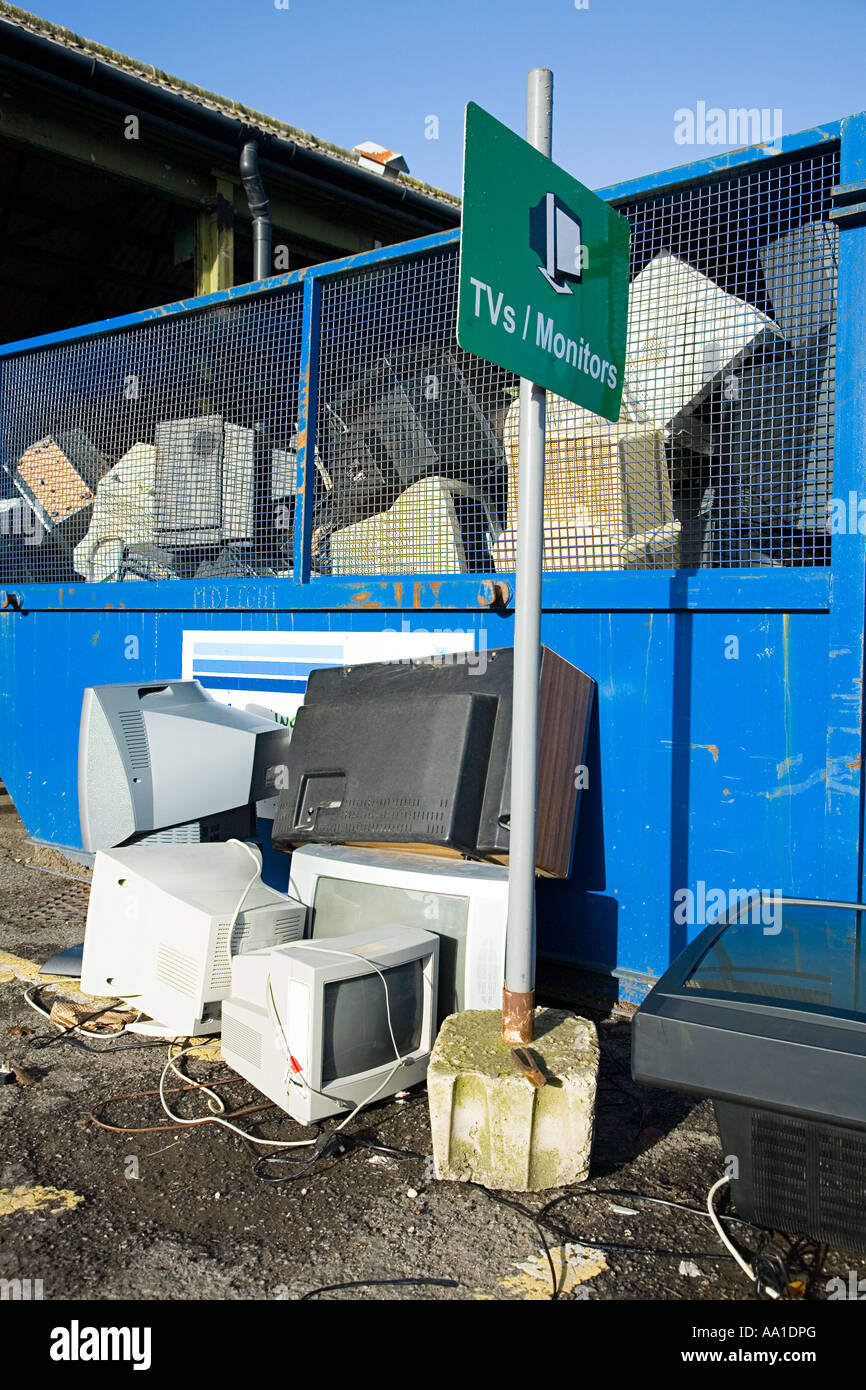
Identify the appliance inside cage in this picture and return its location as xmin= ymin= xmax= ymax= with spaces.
xmin=0 ymin=145 xmax=839 ymax=585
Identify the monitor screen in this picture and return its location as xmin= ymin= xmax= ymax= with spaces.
xmin=683 ymin=900 xmax=864 ymax=1014
xmin=321 ymin=959 xmax=424 ymax=1085
xmin=313 ymin=875 xmax=469 ymax=1020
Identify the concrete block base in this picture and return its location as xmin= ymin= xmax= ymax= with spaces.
xmin=428 ymin=1007 xmax=599 ymax=1192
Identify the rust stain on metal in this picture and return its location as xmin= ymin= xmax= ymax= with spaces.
xmin=511 ymin=1046 xmax=547 ymax=1089
xmin=478 ymin=578 xmax=511 ymax=609
xmin=847 ymin=757 xmax=862 ymax=771
xmin=502 ymin=987 xmax=535 ymax=1045
xmin=345 ymin=590 xmax=382 ymax=609
xmin=295 ymin=420 xmax=308 ymax=497
xmin=691 ymin=743 xmax=719 ymax=762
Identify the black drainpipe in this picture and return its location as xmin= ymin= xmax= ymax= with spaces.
xmin=240 ymin=139 xmax=272 ymax=281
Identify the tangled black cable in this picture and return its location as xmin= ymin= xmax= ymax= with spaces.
xmin=748 ymin=1229 xmax=828 ymax=1300
xmin=247 ymin=1120 xmax=830 ymax=1301
xmin=536 ymin=1188 xmax=830 ymax=1301
xmin=252 ymin=1129 xmax=349 ymax=1182
xmin=470 ymin=1183 xmax=749 ymax=1300
xmin=250 ymin=1130 xmax=431 ymax=1183
xmin=247 ymin=1126 xmax=751 ymax=1300
xmin=468 ymin=1183 xmax=561 ymax=1298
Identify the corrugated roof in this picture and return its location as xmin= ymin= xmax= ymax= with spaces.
xmin=0 ymin=1 xmax=461 ymax=209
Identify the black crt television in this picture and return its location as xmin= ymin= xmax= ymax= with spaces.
xmin=632 ymin=892 xmax=866 ymax=1253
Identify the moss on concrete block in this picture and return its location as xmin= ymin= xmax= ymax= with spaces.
xmin=428 ymin=1007 xmax=599 ymax=1192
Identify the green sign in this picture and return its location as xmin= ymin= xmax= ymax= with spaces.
xmin=457 ymin=102 xmax=630 ymax=422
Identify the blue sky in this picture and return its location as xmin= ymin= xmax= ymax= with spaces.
xmin=26 ymin=0 xmax=865 ymax=195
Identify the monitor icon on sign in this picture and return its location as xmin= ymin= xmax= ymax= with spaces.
xmin=530 ymin=192 xmax=583 ymax=295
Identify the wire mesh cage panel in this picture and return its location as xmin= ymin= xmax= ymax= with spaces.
xmin=313 ymin=148 xmax=838 ymax=577
xmin=497 ymin=146 xmax=838 ymax=573
xmin=611 ymin=147 xmax=840 ymax=570
xmin=314 ymin=247 xmax=516 ymax=577
xmin=0 ymin=141 xmax=841 ymax=586
xmin=0 ymin=286 xmax=304 ymax=584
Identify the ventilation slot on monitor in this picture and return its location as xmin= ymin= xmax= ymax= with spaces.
xmin=209 ymin=911 xmax=304 ymax=992
xmin=210 ymin=941 xmax=233 ymax=993
xmin=750 ymin=1110 xmax=866 ymax=1253
xmin=211 ymin=918 xmax=251 ymax=991
xmin=118 ymin=710 xmax=151 ymax=770
xmin=221 ymin=1013 xmax=263 ymax=1070
xmin=155 ymin=944 xmax=199 ymax=998
xmin=136 ymin=821 xmax=202 ymax=846
xmin=272 ymin=912 xmax=306 ymax=945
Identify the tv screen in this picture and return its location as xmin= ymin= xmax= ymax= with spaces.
xmin=321 ymin=959 xmax=424 ymax=1085
xmin=313 ymin=875 xmax=469 ymax=1021
xmin=682 ymin=899 xmax=863 ymax=1013
xmin=633 ymin=894 xmax=866 ymax=1135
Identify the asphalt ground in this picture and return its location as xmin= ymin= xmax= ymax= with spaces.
xmin=0 ymin=785 xmax=858 ymax=1303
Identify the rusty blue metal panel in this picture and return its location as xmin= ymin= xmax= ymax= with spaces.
xmin=535 ymin=607 xmax=832 ymax=992
xmin=0 ymin=125 xmax=861 ymax=1007
xmin=0 ymin=568 xmax=833 ymax=614
xmin=0 ymin=602 xmax=836 ymax=1003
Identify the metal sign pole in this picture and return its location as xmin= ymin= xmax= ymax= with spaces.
xmin=502 ymin=67 xmax=552 ymax=1047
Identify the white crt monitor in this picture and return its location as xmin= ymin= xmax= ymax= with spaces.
xmin=288 ymin=845 xmax=509 ymax=1021
xmin=80 ymin=843 xmax=306 ymax=1036
xmin=79 ymin=680 xmax=291 ymax=850
xmin=221 ymin=925 xmax=439 ymax=1124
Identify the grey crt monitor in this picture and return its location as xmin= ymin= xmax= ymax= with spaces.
xmin=222 ymin=924 xmax=439 ymax=1124
xmin=79 ymin=679 xmax=291 ymax=851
